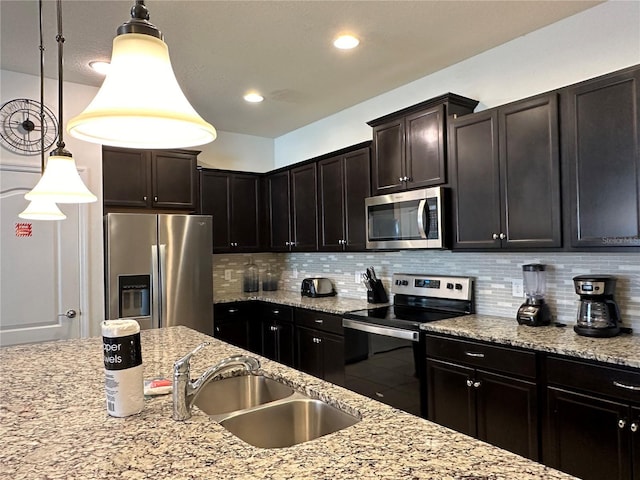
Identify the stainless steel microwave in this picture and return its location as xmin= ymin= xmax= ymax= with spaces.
xmin=365 ymin=187 xmax=445 ymax=249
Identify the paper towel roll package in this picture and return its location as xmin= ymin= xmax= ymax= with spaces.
xmin=102 ymin=319 xmax=144 ymax=417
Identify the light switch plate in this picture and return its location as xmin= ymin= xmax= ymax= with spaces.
xmin=224 ymin=269 xmax=232 ymax=281
xmin=512 ymin=279 xmax=524 ymax=297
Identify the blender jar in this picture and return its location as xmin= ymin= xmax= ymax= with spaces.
xmin=522 ymin=264 xmax=547 ymax=304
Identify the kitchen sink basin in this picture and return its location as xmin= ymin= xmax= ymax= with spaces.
xmin=219 ymin=398 xmax=360 ymax=448
xmin=193 ymin=374 xmax=295 ymax=416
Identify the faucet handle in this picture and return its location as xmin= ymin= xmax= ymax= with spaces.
xmin=173 ymin=342 xmax=210 ymax=374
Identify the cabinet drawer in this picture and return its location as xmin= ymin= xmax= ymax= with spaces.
xmin=425 ymin=335 xmax=537 ymax=379
xmin=546 ymin=356 xmax=640 ymax=404
xmin=295 ymin=309 xmax=343 ymax=335
xmin=260 ymin=303 xmax=293 ymax=323
xmin=214 ymin=302 xmax=254 ymax=321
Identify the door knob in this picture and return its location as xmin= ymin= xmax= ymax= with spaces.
xmin=58 ymin=309 xmax=77 ymax=319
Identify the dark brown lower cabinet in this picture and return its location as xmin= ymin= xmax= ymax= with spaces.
xmin=213 ymin=302 xmax=259 ymax=353
xmin=426 ymin=358 xmax=538 ymax=459
xmin=260 ymin=303 xmax=295 ymax=367
xmin=296 ymin=326 xmax=344 ymax=386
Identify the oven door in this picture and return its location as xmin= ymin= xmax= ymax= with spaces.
xmin=365 ymin=187 xmax=444 ymax=249
xmin=342 ymin=319 xmax=424 ymax=417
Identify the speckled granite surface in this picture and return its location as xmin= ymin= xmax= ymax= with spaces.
xmin=420 ymin=315 xmax=640 ymax=369
xmin=0 ymin=326 xmax=576 ymax=480
xmin=214 ymin=290 xmax=382 ymax=314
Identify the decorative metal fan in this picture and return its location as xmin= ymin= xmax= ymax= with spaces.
xmin=0 ymin=98 xmax=58 ymax=155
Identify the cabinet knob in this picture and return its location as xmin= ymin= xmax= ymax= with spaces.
xmin=272 ymin=310 xmax=280 ymax=314
xmin=285 ymin=241 xmax=290 ymax=246
xmin=143 ymin=196 xmax=147 ymax=201
xmin=154 ymin=196 xmax=158 ymax=202
xmin=398 ymin=177 xmax=404 ymax=183
xmin=228 ymin=308 xmax=238 ymax=314
xmin=313 ymin=337 xmax=322 ymax=344
xmin=618 ymin=419 xmax=627 ymax=429
xmin=499 ymin=233 xmax=506 ymax=240
xmin=631 ymin=422 xmax=638 ymax=433
xmin=215 ymin=326 xmax=220 ymax=332
xmin=473 ymin=381 xmax=481 ymax=388
xmin=492 ymin=233 xmax=499 ymax=240
xmin=466 ymin=379 xmax=474 ymax=387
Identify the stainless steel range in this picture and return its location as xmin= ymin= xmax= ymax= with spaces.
xmin=342 ymin=273 xmax=474 ymax=417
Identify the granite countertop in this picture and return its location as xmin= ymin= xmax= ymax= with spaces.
xmin=420 ymin=315 xmax=640 ymax=369
xmin=0 ymin=326 xmax=576 ymax=480
xmin=214 ymin=290 xmax=382 ymax=315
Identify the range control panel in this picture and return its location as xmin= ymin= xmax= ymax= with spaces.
xmin=391 ymin=273 xmax=473 ymax=301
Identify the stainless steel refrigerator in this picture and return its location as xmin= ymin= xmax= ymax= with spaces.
xmin=104 ymin=213 xmax=213 ymax=335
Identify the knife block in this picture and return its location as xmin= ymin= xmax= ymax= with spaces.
xmin=367 ymin=279 xmax=389 ymax=304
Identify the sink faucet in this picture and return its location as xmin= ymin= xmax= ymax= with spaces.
xmin=172 ymin=342 xmax=260 ymax=421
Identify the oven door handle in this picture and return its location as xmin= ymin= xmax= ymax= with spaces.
xmin=342 ymin=319 xmax=419 ymax=342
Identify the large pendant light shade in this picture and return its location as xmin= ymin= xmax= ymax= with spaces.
xmin=25 ymin=152 xmax=97 ymax=204
xmin=67 ymin=2 xmax=216 ymax=149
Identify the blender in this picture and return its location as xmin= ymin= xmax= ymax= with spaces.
xmin=573 ymin=275 xmax=621 ymax=337
xmin=516 ymin=264 xmax=552 ymax=326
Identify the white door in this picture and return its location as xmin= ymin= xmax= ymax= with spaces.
xmin=0 ymin=165 xmax=86 ymax=346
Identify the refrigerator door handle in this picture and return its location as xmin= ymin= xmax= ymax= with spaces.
xmin=151 ymin=244 xmax=161 ymax=328
xmin=159 ymin=244 xmax=167 ymax=328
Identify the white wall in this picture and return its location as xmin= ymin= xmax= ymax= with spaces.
xmin=274 ymin=1 xmax=640 ymax=167
xmin=197 ymin=130 xmax=274 ymax=173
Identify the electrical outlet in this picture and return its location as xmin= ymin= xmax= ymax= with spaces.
xmin=292 ymin=266 xmax=298 ymax=279
xmin=512 ymin=279 xmax=524 ymax=298
xmin=224 ymin=269 xmax=232 ymax=281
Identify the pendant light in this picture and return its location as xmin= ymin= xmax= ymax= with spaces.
xmin=24 ymin=0 xmax=97 ymax=205
xmin=66 ymin=1 xmax=216 ymax=149
xmin=19 ymin=0 xmax=66 ymax=220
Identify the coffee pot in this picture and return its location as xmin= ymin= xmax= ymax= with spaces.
xmin=573 ymin=275 xmax=621 ymax=337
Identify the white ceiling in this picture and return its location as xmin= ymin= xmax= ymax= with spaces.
xmin=1 ymin=0 xmax=602 ymax=138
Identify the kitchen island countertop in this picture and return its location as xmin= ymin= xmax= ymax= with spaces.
xmin=0 ymin=326 xmax=576 ymax=480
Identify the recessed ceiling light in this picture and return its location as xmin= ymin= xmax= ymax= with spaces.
xmin=333 ymin=34 xmax=359 ymax=50
xmin=244 ymin=92 xmax=264 ymax=103
xmin=89 ymin=61 xmax=110 ymax=75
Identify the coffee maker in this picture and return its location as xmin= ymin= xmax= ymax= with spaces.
xmin=517 ymin=264 xmax=551 ymax=326
xmin=573 ymin=275 xmax=621 ymax=337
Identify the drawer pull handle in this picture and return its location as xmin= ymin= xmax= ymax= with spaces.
xmin=272 ymin=310 xmax=280 ymax=314
xmin=613 ymin=381 xmax=640 ymax=391
xmin=228 ymin=308 xmax=238 ymax=314
xmin=618 ymin=419 xmax=627 ymax=429
xmin=631 ymin=422 xmax=638 ymax=433
xmin=315 ymin=319 xmax=324 ymax=324
xmin=464 ymin=351 xmax=485 ymax=358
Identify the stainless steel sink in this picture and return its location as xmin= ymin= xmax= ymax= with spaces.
xmin=219 ymin=398 xmax=360 ymax=448
xmin=193 ymin=374 xmax=295 ymax=416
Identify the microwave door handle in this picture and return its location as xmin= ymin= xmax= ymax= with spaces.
xmin=417 ymin=199 xmax=428 ymax=239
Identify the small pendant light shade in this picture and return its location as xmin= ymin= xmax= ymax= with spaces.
xmin=67 ymin=33 xmax=217 ymax=149
xmin=24 ymin=153 xmax=97 ymax=204
xmin=19 ymin=198 xmax=67 ymax=220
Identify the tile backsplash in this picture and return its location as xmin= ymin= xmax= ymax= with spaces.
xmin=213 ymin=251 xmax=640 ymax=331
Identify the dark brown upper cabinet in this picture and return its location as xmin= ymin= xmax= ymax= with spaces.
xmin=317 ymin=146 xmax=371 ymax=251
xmin=198 ymin=169 xmax=261 ymax=253
xmin=561 ymin=65 xmax=640 ymax=248
xmin=102 ymin=146 xmax=198 ymax=211
xmin=450 ymin=93 xmax=561 ymax=249
xmin=265 ymin=164 xmax=318 ymax=252
xmin=368 ymin=94 xmax=478 ymax=196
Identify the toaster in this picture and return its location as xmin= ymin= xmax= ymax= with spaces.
xmin=301 ymin=278 xmax=336 ymax=298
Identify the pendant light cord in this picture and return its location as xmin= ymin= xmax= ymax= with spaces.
xmin=54 ymin=0 xmax=66 ymax=152
xmin=38 ymin=0 xmax=45 ymax=173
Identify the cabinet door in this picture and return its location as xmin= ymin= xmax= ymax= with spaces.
xmin=290 ymin=163 xmax=318 ymax=251
xmin=499 ymin=94 xmax=561 ymax=248
xmin=318 ymin=155 xmax=345 ymax=251
xmin=296 ymin=326 xmax=323 ymax=379
xmin=562 ymin=67 xmax=640 ymax=247
xmin=230 ymin=174 xmax=261 ymax=251
xmin=266 ymin=171 xmax=291 ymax=251
xmin=199 ymin=171 xmax=231 ymax=252
xmin=545 ymin=387 xmax=631 ymax=480
xmin=343 ymin=147 xmax=371 ymax=251
xmin=475 ymin=370 xmax=539 ymax=460
xmin=450 ymin=111 xmax=501 ymax=249
xmin=214 ymin=320 xmax=248 ymax=350
xmin=426 ymin=358 xmax=476 ymax=436
xmin=633 ymin=407 xmax=640 ymax=480
xmin=151 ymin=151 xmax=197 ymax=209
xmin=320 ymin=331 xmax=345 ymax=386
xmin=102 ymin=147 xmax=151 ymax=207
xmin=405 ymin=105 xmax=446 ymax=188
xmin=262 ymin=320 xmax=294 ymax=367
xmin=372 ymin=119 xmax=404 ymax=195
